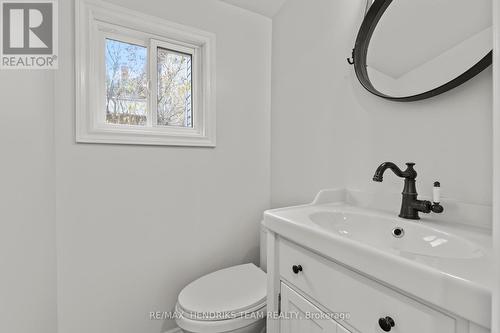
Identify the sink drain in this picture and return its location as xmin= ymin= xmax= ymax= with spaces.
xmin=392 ymin=227 xmax=405 ymax=238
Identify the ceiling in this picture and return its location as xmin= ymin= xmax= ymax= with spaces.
xmin=220 ymin=0 xmax=288 ymax=18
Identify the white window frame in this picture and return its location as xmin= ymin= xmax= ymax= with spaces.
xmin=76 ymin=0 xmax=216 ymax=146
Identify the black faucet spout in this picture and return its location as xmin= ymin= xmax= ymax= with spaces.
xmin=372 ymin=162 xmax=417 ymax=182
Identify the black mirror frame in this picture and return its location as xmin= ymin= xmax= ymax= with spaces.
xmin=352 ymin=0 xmax=493 ymax=102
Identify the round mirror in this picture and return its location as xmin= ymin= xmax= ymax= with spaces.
xmin=352 ymin=0 xmax=492 ymax=101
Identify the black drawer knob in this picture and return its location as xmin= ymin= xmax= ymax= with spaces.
xmin=292 ymin=265 xmax=303 ymax=274
xmin=378 ymin=316 xmax=395 ymax=332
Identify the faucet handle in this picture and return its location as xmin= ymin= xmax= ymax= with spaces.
xmin=431 ymin=181 xmax=444 ymax=214
xmin=431 ymin=203 xmax=444 ymax=214
xmin=433 ymin=181 xmax=441 ymax=203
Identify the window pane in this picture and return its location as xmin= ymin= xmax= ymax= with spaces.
xmin=157 ymin=48 xmax=193 ymax=127
xmin=105 ymin=39 xmax=148 ymax=126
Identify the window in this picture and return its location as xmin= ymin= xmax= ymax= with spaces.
xmin=76 ymin=0 xmax=216 ymax=146
xmin=156 ymin=46 xmax=193 ymax=128
xmin=105 ymin=39 xmax=148 ymax=126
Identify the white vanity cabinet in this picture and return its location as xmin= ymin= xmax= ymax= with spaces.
xmin=280 ymin=283 xmax=348 ymax=333
xmin=267 ymin=234 xmax=488 ymax=333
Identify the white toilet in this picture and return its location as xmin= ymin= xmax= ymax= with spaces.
xmin=175 ymin=263 xmax=267 ymax=333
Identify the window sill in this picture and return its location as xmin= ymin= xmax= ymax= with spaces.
xmin=76 ymin=124 xmax=216 ymax=147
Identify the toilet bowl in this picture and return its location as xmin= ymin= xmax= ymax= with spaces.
xmin=175 ymin=263 xmax=267 ymax=333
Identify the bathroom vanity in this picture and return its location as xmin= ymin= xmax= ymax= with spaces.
xmin=263 ymin=189 xmax=492 ymax=333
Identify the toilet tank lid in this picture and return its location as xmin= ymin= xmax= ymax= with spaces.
xmin=177 ymin=263 xmax=266 ymax=318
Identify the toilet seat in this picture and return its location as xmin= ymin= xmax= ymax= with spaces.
xmin=175 ymin=263 xmax=267 ymax=332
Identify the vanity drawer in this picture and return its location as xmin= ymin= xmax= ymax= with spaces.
xmin=278 ymin=239 xmax=456 ymax=333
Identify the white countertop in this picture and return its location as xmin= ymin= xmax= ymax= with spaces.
xmin=263 ymin=189 xmax=493 ymax=328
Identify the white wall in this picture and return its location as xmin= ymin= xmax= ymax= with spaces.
xmin=272 ymin=0 xmax=492 ymax=217
xmin=0 ymin=72 xmax=57 ymax=333
xmin=55 ymin=1 xmax=271 ymax=333
xmin=271 ymin=0 xmax=362 ymax=207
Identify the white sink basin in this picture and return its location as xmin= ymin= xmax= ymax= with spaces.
xmin=309 ymin=211 xmax=484 ymax=259
xmin=262 ymin=189 xmax=493 ymax=328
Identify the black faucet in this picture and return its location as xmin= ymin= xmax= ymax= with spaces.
xmin=373 ymin=162 xmax=444 ymax=220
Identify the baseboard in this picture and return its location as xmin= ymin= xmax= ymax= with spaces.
xmin=164 ymin=327 xmax=181 ymax=333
